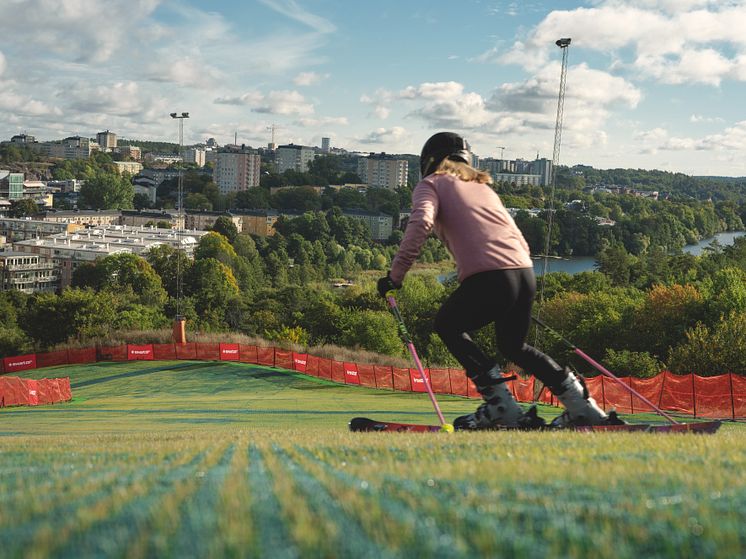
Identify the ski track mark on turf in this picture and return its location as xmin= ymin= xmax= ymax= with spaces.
xmin=35 ymin=450 xmax=209 ymax=559
xmin=294 ymin=446 xmax=471 ymax=558
xmin=247 ymin=444 xmax=300 ymax=559
xmin=273 ymin=445 xmax=400 ymax=559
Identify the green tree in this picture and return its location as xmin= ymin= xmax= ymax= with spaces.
xmin=211 ymin=216 xmax=239 ymax=243
xmin=72 ymin=253 xmax=167 ymax=306
xmin=79 ymin=171 xmax=134 ymax=209
xmin=8 ymin=198 xmax=39 ymax=218
xmin=145 ymin=244 xmax=193 ymax=298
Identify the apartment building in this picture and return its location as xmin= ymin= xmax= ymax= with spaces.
xmin=184 ymin=210 xmax=242 ymax=233
xmin=0 ymin=251 xmax=59 ymax=294
xmin=40 ymin=210 xmax=121 ymax=227
xmin=96 ymin=130 xmax=117 ymax=150
xmin=184 ymin=147 xmax=206 ymax=167
xmin=343 ymin=210 xmax=393 ymax=241
xmin=113 ymin=145 xmax=142 ymax=161
xmin=114 ymin=161 xmax=144 ymax=175
xmin=275 ymin=144 xmax=315 ymax=173
xmin=40 ymin=136 xmax=96 ymax=160
xmin=356 ymin=154 xmax=408 ymax=190
xmin=214 ymin=147 xmax=261 ymax=194
xmin=0 ymin=218 xmax=83 ymax=242
xmin=0 ymin=170 xmax=24 ymax=200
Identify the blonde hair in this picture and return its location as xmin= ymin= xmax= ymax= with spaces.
xmin=433 ymin=158 xmax=493 ymax=184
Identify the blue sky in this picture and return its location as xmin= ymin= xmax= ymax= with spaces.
xmin=1 ymin=0 xmax=746 ymax=176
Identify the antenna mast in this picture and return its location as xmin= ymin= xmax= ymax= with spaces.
xmin=535 ymin=38 xmax=571 ymax=344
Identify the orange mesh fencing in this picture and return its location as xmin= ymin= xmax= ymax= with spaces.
xmin=305 ymin=354 xmax=320 ymax=377
xmin=357 ymin=364 xmax=376 ymax=388
xmin=512 ymin=375 xmax=535 ymax=402
xmin=466 ymin=377 xmax=480 ymax=399
xmin=47 ymin=378 xmax=63 ymax=403
xmin=67 ymin=347 xmax=96 ymax=364
xmin=659 ymin=371 xmax=695 ymax=414
xmin=37 ymin=350 xmax=69 ymax=369
xmin=317 ymin=358 xmax=332 ymax=380
xmin=373 ymin=365 xmax=393 ymax=389
xmin=59 ymin=377 xmax=72 ymax=401
xmin=732 ymin=374 xmax=746 ymax=418
xmin=693 ymin=375 xmax=733 ymax=418
xmin=449 ymin=369 xmax=468 ymax=396
xmin=98 ymin=345 xmax=127 ymax=362
xmin=629 ymin=376 xmax=664 ymax=413
xmin=195 ymin=343 xmax=220 ymax=361
xmin=239 ymin=345 xmax=258 ymax=364
xmin=152 ymin=344 xmax=177 ymax=360
xmin=600 ymin=376 xmax=634 ymax=414
xmin=1 ymin=376 xmax=29 ymax=406
xmin=429 ymin=368 xmax=451 ymax=394
xmin=392 ymin=367 xmax=411 ymax=392
xmin=175 ymin=343 xmax=197 ymax=360
xmin=331 ymin=361 xmax=346 ymax=384
xmin=274 ymin=350 xmax=293 ymax=370
xmin=257 ymin=347 xmax=274 ymax=367
xmin=37 ymin=379 xmax=51 ymax=405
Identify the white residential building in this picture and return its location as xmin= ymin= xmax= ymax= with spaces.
xmin=357 ymin=154 xmax=408 ymax=190
xmin=184 ymin=147 xmax=206 ymax=167
xmin=214 ymin=148 xmax=261 ymax=194
xmin=275 ymin=144 xmax=315 ymax=173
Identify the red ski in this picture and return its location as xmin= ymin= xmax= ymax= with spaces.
xmin=350 ymin=417 xmax=722 ymax=434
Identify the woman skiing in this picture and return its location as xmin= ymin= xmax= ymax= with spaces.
xmin=378 ymin=131 xmax=612 ymax=429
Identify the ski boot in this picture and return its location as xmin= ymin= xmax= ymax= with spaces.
xmin=550 ymin=371 xmax=624 ymax=428
xmin=453 ymin=369 xmax=546 ymax=430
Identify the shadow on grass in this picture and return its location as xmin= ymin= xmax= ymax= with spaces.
xmin=70 ymin=362 xmax=215 ymax=389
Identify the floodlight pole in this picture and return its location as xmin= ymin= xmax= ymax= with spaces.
xmin=170 ymin=111 xmax=189 ymax=344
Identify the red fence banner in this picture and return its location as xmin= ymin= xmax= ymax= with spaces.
xmin=356 ymin=364 xmax=376 ymax=388
xmin=239 ymin=345 xmax=258 ymax=364
xmin=274 ymin=350 xmax=293 ymax=371
xmin=292 ymin=353 xmax=308 ymax=373
xmin=409 ymin=368 xmax=430 ymax=393
xmin=36 ymin=350 xmax=69 ymax=369
xmin=67 ymin=347 xmax=96 ymax=365
xmin=449 ymin=369 xmax=468 ymax=397
xmin=3 ymin=354 xmax=37 ymax=375
xmin=429 ymin=368 xmax=451 ymax=394
xmin=305 ymin=354 xmax=320 ymax=377
xmin=196 ymin=343 xmax=220 ymax=361
xmin=128 ymin=345 xmax=154 ymax=361
xmin=392 ymin=367 xmax=411 ymax=392
xmin=331 ymin=361 xmax=346 ymax=384
xmin=257 ymin=347 xmax=274 ymax=367
xmin=152 ymin=343 xmax=177 ymax=361
xmin=175 ymin=343 xmax=197 ymax=360
xmin=374 ymin=365 xmax=393 ymax=390
xmin=317 ymin=358 xmax=332 ymax=380
xmin=343 ymin=362 xmax=360 ymax=385
xmin=219 ymin=343 xmax=240 ymax=361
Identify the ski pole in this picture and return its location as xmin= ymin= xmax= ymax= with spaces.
xmin=531 ymin=315 xmax=680 ymax=425
xmin=386 ymin=294 xmax=453 ymax=432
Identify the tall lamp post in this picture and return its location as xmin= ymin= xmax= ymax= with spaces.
xmin=170 ymin=111 xmax=189 ymax=344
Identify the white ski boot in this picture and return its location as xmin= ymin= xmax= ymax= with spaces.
xmin=551 ymin=371 xmax=609 ymax=427
xmin=453 ymin=381 xmax=524 ymax=430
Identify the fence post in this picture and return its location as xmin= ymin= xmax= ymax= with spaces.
xmin=729 ymin=373 xmax=736 ymax=421
xmin=600 ymin=375 xmax=606 ymax=411
xmin=658 ymin=371 xmax=666 ymax=408
xmin=691 ymin=373 xmax=697 ymax=418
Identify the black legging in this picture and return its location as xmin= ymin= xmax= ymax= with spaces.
xmin=433 ymin=268 xmax=566 ymax=390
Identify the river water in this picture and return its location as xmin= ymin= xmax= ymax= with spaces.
xmin=534 ymin=231 xmax=746 ymax=276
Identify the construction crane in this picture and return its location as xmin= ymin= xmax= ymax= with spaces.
xmin=497 ymin=146 xmax=506 ymax=159
xmin=267 ymin=123 xmax=281 ymax=150
xmin=534 ymin=37 xmax=571 ymax=347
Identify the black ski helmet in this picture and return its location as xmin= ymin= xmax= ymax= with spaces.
xmin=420 ymin=132 xmax=471 ymax=177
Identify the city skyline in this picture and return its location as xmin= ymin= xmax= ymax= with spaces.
xmin=2 ymin=1 xmax=746 ymax=176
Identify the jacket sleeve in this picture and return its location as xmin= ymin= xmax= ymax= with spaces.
xmin=389 ymin=180 xmax=438 ymax=284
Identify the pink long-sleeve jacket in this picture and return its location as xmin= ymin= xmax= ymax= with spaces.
xmin=390 ymin=173 xmax=533 ymax=284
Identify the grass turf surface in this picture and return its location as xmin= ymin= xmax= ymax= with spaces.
xmin=1 ymin=361 xmax=744 ymax=558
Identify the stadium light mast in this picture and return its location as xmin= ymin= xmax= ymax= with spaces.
xmin=170 ymin=111 xmax=189 ymax=344
xmin=534 ymin=38 xmax=571 ymax=348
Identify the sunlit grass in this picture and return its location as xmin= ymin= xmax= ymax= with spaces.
xmin=1 ymin=361 xmax=744 ymax=558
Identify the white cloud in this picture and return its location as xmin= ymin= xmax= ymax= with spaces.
xmin=0 ymin=51 xmax=6 ymax=76
xmin=293 ymin=71 xmax=328 ymax=86
xmin=215 ymin=90 xmax=314 ymax=116
xmin=690 ymin=114 xmax=724 ymax=123
xmin=258 ymin=0 xmax=336 ymax=34
xmin=493 ymin=1 xmax=746 ymax=86
xmin=359 ymin=127 xmax=407 ymax=144
xmin=295 ymin=116 xmax=349 ymax=127
xmin=373 ymin=106 xmax=390 ymax=119
xmin=635 ymin=121 xmax=746 ymax=154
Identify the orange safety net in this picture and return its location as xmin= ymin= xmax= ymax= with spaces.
xmin=629 ymin=376 xmax=664 ymax=413
xmin=330 ymin=360 xmax=346 ymax=384
xmin=274 ymin=350 xmax=293 ymax=370
xmin=659 ymin=371 xmax=695 ymax=414
xmin=195 ymin=343 xmax=220 ymax=361
xmin=36 ymin=350 xmax=69 ymax=369
xmin=175 ymin=343 xmax=197 ymax=360
xmin=99 ymin=345 xmax=128 ymax=361
xmin=429 ymin=368 xmax=451 ymax=394
xmin=449 ymin=369 xmax=468 ymax=397
xmin=693 ymin=375 xmax=733 ymax=418
xmin=257 ymin=347 xmax=274 ymax=367
xmin=392 ymin=367 xmax=411 ymax=392
xmin=152 ymin=343 xmax=177 ymax=360
xmin=356 ymin=363 xmax=376 ymax=388
xmin=317 ymin=358 xmax=332 ymax=380
xmin=304 ymin=354 xmax=320 ymax=377
xmin=732 ymin=373 xmax=746 ymax=418
xmin=373 ymin=365 xmax=393 ymax=390
xmin=239 ymin=345 xmax=258 ymax=364
xmin=67 ymin=348 xmax=96 ymax=364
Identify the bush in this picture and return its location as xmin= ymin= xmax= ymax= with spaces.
xmin=602 ymin=348 xmax=663 ymax=378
